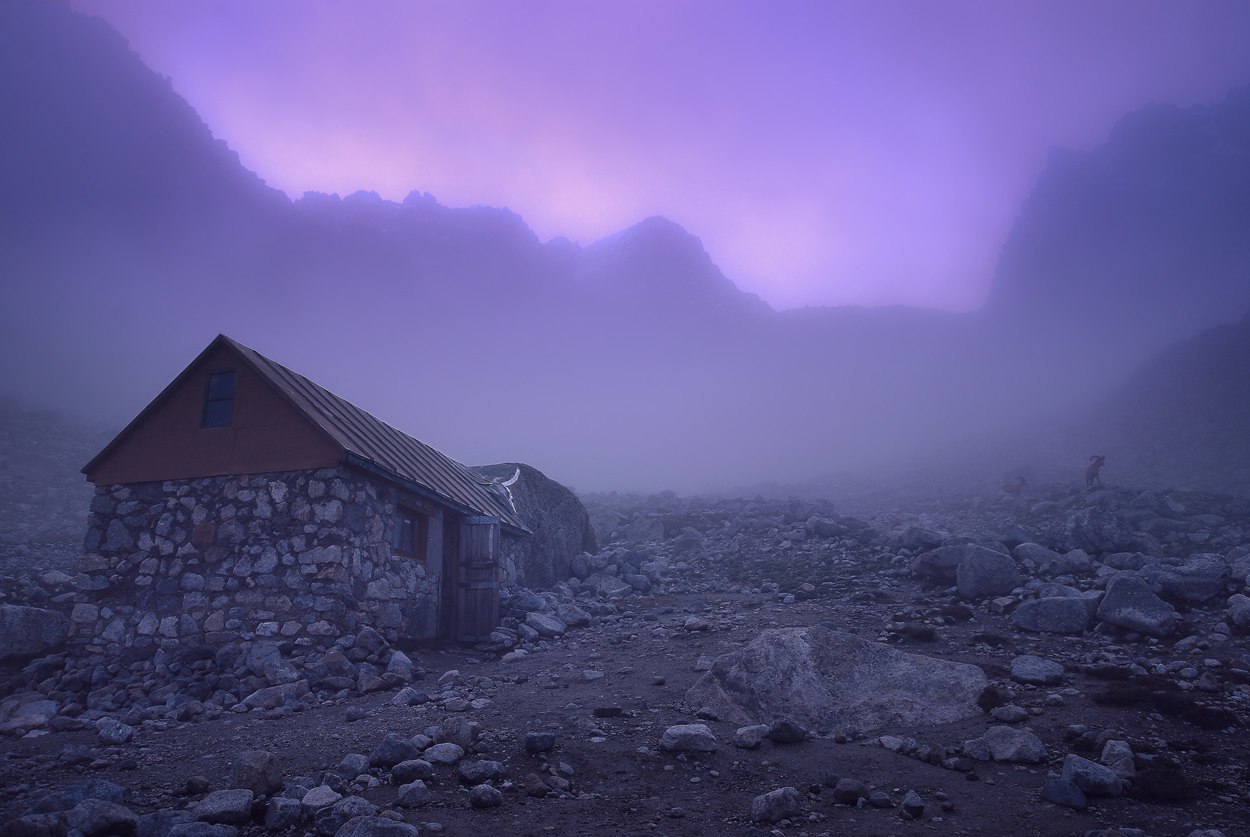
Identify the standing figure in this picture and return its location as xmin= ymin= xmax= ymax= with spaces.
xmin=1085 ymin=455 xmax=1106 ymax=488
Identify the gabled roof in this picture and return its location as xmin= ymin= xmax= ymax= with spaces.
xmin=87 ymin=334 xmax=527 ymax=533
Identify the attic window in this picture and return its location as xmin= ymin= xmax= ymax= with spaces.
xmin=202 ymin=370 xmax=236 ymax=428
xmin=391 ymin=508 xmax=428 ymax=562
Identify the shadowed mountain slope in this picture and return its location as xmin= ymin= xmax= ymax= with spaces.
xmin=987 ymin=86 xmax=1250 ymax=381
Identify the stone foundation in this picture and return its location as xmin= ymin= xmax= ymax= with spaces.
xmin=74 ymin=467 xmax=443 ymax=658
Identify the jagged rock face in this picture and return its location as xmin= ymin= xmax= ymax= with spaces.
xmin=476 ymin=463 xmax=596 ymax=589
xmin=684 ymin=625 xmax=987 ymax=736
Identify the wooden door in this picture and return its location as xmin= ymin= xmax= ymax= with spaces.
xmin=455 ymin=515 xmax=500 ymax=642
xmin=439 ymin=515 xmax=460 ymax=640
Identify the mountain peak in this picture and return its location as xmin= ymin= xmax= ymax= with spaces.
xmin=582 ymin=216 xmax=768 ymax=316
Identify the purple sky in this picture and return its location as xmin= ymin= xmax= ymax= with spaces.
xmin=73 ymin=0 xmax=1250 ymax=311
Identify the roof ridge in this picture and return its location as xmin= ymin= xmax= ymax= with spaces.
xmin=222 ymin=335 xmax=525 ymax=531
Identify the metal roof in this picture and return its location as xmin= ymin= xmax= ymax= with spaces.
xmin=222 ymin=335 xmax=527 ymax=532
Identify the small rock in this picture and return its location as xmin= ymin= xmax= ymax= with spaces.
xmin=336 ymin=754 xmax=370 ymax=779
xmin=167 ymin=824 xmax=240 ymax=837
xmin=1041 ymin=777 xmax=1087 ymax=810
xmin=396 ymin=780 xmax=430 ymax=808
xmin=390 ymin=760 xmax=435 ymax=784
xmin=231 ymin=750 xmax=283 ymax=796
xmin=990 ymin=705 xmax=1029 ymax=723
xmin=766 ymin=719 xmax=808 ymax=744
xmin=1010 ymin=655 xmax=1064 ymax=686
xmin=467 ymin=784 xmax=503 ymax=809
xmin=1100 ymin=739 xmax=1136 ymax=779
xmin=750 ymin=786 xmax=802 ymax=824
xmin=193 ymin=789 xmax=254 ymax=826
xmin=264 ymin=797 xmax=302 ymax=830
xmin=423 ymin=743 xmax=465 ymax=765
xmin=95 ymin=718 xmax=135 ymax=746
xmin=66 ymin=799 xmax=138 ymax=836
xmin=301 ymin=786 xmax=342 ymax=816
xmin=457 ymin=760 xmax=505 ymax=785
xmin=334 ymin=816 xmax=420 ymax=837
xmin=390 ymin=688 xmax=428 ymax=707
xmin=1061 ymin=754 xmax=1123 ymax=797
xmin=963 ymin=726 xmax=1048 ymax=764
xmin=1012 ymin=597 xmax=1091 ymax=634
xmin=522 ymin=773 xmax=550 ymax=797
xmin=659 ymin=724 xmax=717 ymax=753
xmin=369 ymin=734 xmax=422 ymax=769
xmin=734 ymin=724 xmax=769 ymax=749
xmin=315 ymin=797 xmax=378 ymax=836
xmin=524 ymin=731 xmax=556 ymax=754
xmin=832 ymin=778 xmax=867 ymax=805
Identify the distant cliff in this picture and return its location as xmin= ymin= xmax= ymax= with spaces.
xmin=986 ymin=86 xmax=1250 ymax=365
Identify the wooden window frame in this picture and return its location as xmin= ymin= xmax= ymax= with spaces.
xmin=201 ymin=369 xmax=237 ymax=428
xmin=390 ymin=507 xmax=428 ymax=563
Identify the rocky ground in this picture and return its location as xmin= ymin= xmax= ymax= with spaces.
xmin=2 ymin=482 xmax=1249 ymax=836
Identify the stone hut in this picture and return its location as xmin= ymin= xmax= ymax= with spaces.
xmin=75 ymin=334 xmax=529 ymax=658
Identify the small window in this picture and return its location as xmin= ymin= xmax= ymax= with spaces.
xmin=202 ymin=370 xmax=236 ymax=428
xmin=390 ymin=508 xmax=427 ymax=561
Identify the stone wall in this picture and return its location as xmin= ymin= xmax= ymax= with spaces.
xmin=72 ymin=467 xmax=444 ymax=659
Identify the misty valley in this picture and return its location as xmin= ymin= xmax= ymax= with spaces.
xmin=3 ymin=2 xmax=1250 ymax=837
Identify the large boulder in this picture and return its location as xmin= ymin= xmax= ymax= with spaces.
xmin=684 ymin=625 xmax=987 ymax=736
xmin=911 ymin=545 xmax=970 ymax=582
xmin=956 ymin=548 xmax=1021 ymax=599
xmin=1052 ymin=508 xmax=1141 ymax=554
xmin=474 ymin=463 xmax=597 ymax=587
xmin=0 ymin=605 xmax=69 ymax=660
xmin=1155 ymin=554 xmax=1229 ymax=605
xmin=1096 ymin=575 xmax=1178 ymax=636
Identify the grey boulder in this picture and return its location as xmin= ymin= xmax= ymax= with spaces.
xmin=231 ymin=750 xmax=282 ymax=797
xmin=685 ymin=625 xmax=986 ymax=736
xmin=523 ymin=611 xmax=567 ymax=638
xmin=66 ymin=799 xmax=138 ymax=836
xmin=193 ymin=790 xmax=254 ymax=825
xmin=1012 ymin=597 xmax=1090 ymax=634
xmin=659 ymin=724 xmax=718 ymax=752
xmin=962 ymin=726 xmax=1048 ymax=763
xmin=956 ymin=548 xmax=1021 ymax=599
xmin=1010 ymin=655 xmax=1064 ymax=686
xmin=1061 ymin=754 xmax=1123 ymax=797
xmin=1156 ymin=554 xmax=1229 ymax=604
xmin=1097 ymin=576 xmax=1178 ymax=636
xmin=750 ymin=787 xmax=803 ymax=824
